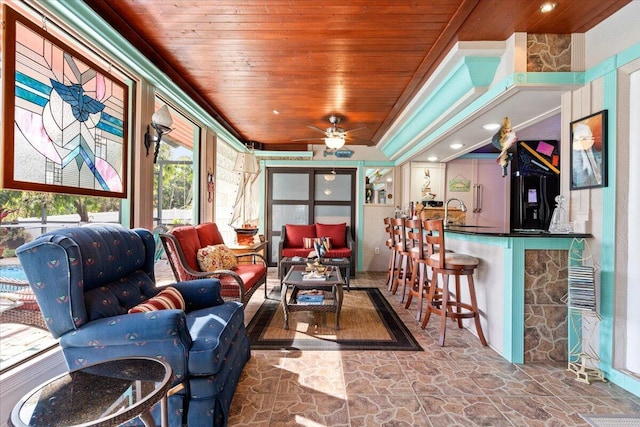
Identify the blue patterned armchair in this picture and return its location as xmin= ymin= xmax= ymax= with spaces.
xmin=16 ymin=225 xmax=250 ymax=427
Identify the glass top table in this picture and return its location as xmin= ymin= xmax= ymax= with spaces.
xmin=9 ymin=357 xmax=173 ymax=427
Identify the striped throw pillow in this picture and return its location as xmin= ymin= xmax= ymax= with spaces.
xmin=303 ymin=237 xmax=331 ymax=249
xmin=128 ymin=286 xmax=185 ymax=313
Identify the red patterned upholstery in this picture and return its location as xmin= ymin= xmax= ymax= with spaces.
xmin=160 ymin=223 xmax=267 ymax=306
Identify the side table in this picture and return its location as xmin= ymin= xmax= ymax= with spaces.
xmin=281 ymin=265 xmax=344 ymax=330
xmin=227 ymin=240 xmax=267 ymax=265
xmin=9 ymin=357 xmax=173 ymax=427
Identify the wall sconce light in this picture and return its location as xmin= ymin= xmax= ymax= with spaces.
xmin=144 ymin=105 xmax=173 ymax=163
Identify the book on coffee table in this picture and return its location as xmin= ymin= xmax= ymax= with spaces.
xmin=297 ymin=289 xmax=324 ymax=303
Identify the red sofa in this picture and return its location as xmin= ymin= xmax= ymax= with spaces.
xmin=278 ymin=223 xmax=355 ymax=276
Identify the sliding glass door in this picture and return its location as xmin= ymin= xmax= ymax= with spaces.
xmin=266 ymin=167 xmax=356 ymax=265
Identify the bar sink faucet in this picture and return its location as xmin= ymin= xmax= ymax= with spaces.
xmin=444 ymin=198 xmax=467 ymax=227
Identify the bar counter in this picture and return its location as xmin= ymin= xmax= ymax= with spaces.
xmin=440 ymin=226 xmax=591 ymax=364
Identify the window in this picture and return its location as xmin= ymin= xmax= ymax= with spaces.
xmin=266 ymin=167 xmax=356 ymax=265
xmin=153 ymin=99 xmax=199 ymax=227
xmin=0 ymin=188 xmax=121 ymax=373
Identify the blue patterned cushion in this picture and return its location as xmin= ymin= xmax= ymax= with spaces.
xmin=186 ymin=301 xmax=245 ymax=376
xmin=84 ymin=270 xmax=157 ymax=321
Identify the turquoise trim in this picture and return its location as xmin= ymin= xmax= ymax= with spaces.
xmin=580 ymin=39 xmax=640 ymax=397
xmin=511 ymin=72 xmax=585 ymax=85
xmin=258 ymin=161 xmax=266 ymax=234
xmin=356 ymin=161 xmax=365 ymax=273
xmin=608 ymin=368 xmax=640 ymax=395
xmin=381 ymin=57 xmax=500 ymax=157
xmin=616 ymin=41 xmax=640 ymax=70
xmin=586 ymin=56 xmax=618 ymax=82
xmin=597 ymin=70 xmax=617 ymax=384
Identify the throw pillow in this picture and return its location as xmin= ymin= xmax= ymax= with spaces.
xmin=285 ymin=224 xmax=316 ymax=248
xmin=303 ymin=237 xmax=332 ymax=249
xmin=316 ymin=223 xmax=346 ymax=248
xmin=197 ymin=244 xmax=238 ymax=271
xmin=128 ymin=286 xmax=185 ymax=313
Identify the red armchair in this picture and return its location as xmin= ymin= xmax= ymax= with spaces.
xmin=160 ymin=223 xmax=267 ymax=306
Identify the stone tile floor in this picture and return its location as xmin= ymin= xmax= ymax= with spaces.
xmin=229 ymin=269 xmax=640 ymax=427
xmin=3 ymin=257 xmax=640 ymax=425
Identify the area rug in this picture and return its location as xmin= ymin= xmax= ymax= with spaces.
xmin=580 ymin=414 xmax=640 ymax=427
xmin=246 ymin=287 xmax=423 ymax=351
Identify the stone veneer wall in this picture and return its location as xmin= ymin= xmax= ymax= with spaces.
xmin=527 ymin=34 xmax=572 ymax=72
xmin=524 ymin=249 xmax=569 ymax=362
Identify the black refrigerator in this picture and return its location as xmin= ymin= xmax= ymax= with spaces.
xmin=510 ymin=140 xmax=560 ymax=231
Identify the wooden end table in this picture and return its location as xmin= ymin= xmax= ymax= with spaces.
xmin=9 ymin=357 xmax=174 ymax=427
xmin=227 ymin=241 xmax=267 ymax=265
xmin=281 ymin=265 xmax=344 ymax=330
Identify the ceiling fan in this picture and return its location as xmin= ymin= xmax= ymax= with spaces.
xmin=293 ymin=114 xmax=369 ymax=149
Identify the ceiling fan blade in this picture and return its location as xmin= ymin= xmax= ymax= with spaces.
xmin=307 ymin=125 xmax=328 ymax=135
xmin=343 ymin=126 xmax=369 ymax=135
xmin=346 ymin=136 xmax=371 ymax=143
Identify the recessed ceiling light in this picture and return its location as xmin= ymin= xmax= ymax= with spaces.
xmin=483 ymin=123 xmax=501 ymax=131
xmin=449 ymin=143 xmax=464 ymax=150
xmin=540 ymin=2 xmax=557 ymax=13
xmin=427 ymin=156 xmax=439 ymax=162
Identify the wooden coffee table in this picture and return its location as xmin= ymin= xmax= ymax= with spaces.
xmin=281 ymin=265 xmax=344 ymax=330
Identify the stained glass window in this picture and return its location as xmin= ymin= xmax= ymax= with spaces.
xmin=2 ymin=7 xmax=128 ymax=198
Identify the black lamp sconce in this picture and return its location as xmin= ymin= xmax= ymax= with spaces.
xmin=144 ymin=105 xmax=173 ymax=163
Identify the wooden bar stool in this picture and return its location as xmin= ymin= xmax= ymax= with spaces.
xmin=390 ymin=217 xmax=411 ymax=302
xmin=421 ymin=219 xmax=487 ymax=347
xmin=384 ymin=217 xmax=399 ymax=291
xmin=403 ymin=217 xmax=430 ymax=321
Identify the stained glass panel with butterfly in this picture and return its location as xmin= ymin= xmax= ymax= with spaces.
xmin=2 ymin=7 xmax=129 ymax=198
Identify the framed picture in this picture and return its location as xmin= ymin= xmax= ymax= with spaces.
xmin=570 ymin=110 xmax=607 ymax=190
xmin=1 ymin=7 xmax=128 ymax=198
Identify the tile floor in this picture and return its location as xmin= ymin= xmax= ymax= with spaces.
xmin=228 ymin=270 xmax=640 ymax=427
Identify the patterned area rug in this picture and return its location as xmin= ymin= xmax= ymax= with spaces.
xmin=581 ymin=414 xmax=640 ymax=427
xmin=246 ymin=287 xmax=422 ymax=351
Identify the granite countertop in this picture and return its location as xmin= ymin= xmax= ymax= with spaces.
xmin=444 ymin=225 xmax=592 ymax=238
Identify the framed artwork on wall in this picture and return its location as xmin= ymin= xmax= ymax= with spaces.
xmin=1 ymin=6 xmax=128 ymax=198
xmin=570 ymin=110 xmax=608 ymax=190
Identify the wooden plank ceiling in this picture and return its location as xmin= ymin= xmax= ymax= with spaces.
xmin=87 ymin=0 xmax=630 ymax=151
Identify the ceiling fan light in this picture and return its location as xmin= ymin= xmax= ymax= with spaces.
xmin=325 ymin=136 xmax=345 ymax=149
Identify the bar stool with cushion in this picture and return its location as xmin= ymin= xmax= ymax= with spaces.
xmin=403 ymin=218 xmax=430 ymax=321
xmin=389 ymin=217 xmax=411 ymax=302
xmin=421 ymin=219 xmax=487 ymax=347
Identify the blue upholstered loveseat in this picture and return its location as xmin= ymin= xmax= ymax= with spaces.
xmin=16 ymin=225 xmax=250 ymax=427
